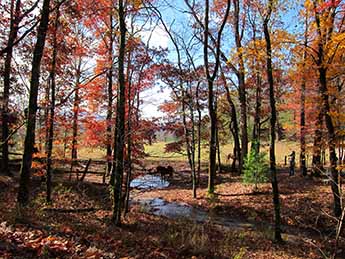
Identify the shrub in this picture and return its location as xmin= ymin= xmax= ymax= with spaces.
xmin=242 ymin=150 xmax=269 ymax=192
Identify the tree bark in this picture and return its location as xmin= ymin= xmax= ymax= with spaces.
xmin=263 ymin=3 xmax=282 ymax=241
xmin=1 ymin=0 xmax=21 ymax=175
xmin=203 ymin=0 xmax=230 ymax=194
xmin=252 ymin=73 xmax=262 ymax=155
xmin=300 ymin=20 xmax=308 ymax=176
xmin=222 ymin=71 xmax=241 ymax=172
xmin=17 ymin=0 xmax=51 ymax=206
xmin=46 ymin=4 xmax=60 ymax=203
xmin=105 ymin=11 xmax=114 ymax=183
xmin=311 ymin=110 xmax=323 ymax=176
xmin=207 ymin=79 xmax=217 ymax=194
xmin=196 ymin=82 xmax=202 ymax=185
xmin=319 ymin=68 xmax=341 ymax=217
xmin=215 ymin=92 xmax=221 ymax=174
xmin=124 ymin=45 xmax=133 ymax=215
xmin=313 ymin=0 xmax=341 ymax=217
xmin=111 ymin=0 xmax=126 ymax=226
xmin=189 ymin=96 xmax=197 ymax=198
xmin=233 ymin=0 xmax=248 ymax=172
xmin=70 ymin=58 xmax=82 ymax=176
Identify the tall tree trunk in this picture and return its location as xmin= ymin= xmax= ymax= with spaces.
xmin=196 ymin=82 xmax=202 ymax=185
xmin=181 ymin=90 xmax=197 ymax=198
xmin=17 ymin=0 xmax=51 ymax=206
xmin=204 ymin=1 xmax=217 ymax=192
xmin=124 ymin=73 xmax=132 ymax=215
xmin=276 ymin=118 xmax=284 ymax=141
xmin=300 ymin=20 xmax=308 ymax=176
xmin=214 ymin=94 xmax=221 ymax=174
xmin=63 ymin=122 xmax=67 ymax=159
xmin=203 ymin=0 xmax=230 ymax=194
xmin=313 ymin=0 xmax=341 ymax=216
xmin=252 ymin=73 xmax=262 ymax=155
xmin=111 ymin=0 xmax=126 ymax=226
xmin=207 ymin=79 xmax=217 ymax=194
xmin=222 ymin=73 xmax=241 ymax=171
xmin=46 ymin=4 xmax=60 ymax=204
xmin=216 ymin=128 xmax=221 ymax=171
xmin=312 ymin=110 xmax=323 ymax=176
xmin=319 ymin=68 xmax=341 ymax=217
xmin=1 ymin=0 xmax=21 ymax=175
xmin=251 ymin=23 xmax=261 ymax=156
xmin=233 ymin=0 xmax=248 ymax=172
xmin=124 ymin=44 xmax=133 ymax=215
xmin=263 ymin=5 xmax=282 ymax=242
xmin=70 ymin=58 xmax=82 ymax=176
xmin=105 ymin=12 xmax=114 ymax=183
xmin=189 ymin=97 xmax=197 ymax=198
xmin=44 ymin=79 xmax=50 ymax=153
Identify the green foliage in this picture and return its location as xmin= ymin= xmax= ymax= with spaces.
xmin=233 ymin=247 xmax=247 ymax=259
xmin=242 ymin=150 xmax=269 ymax=191
xmin=55 ymin=183 xmax=72 ymax=195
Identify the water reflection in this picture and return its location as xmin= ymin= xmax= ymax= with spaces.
xmin=130 ymin=175 xmax=170 ymax=189
xmin=134 ymin=197 xmax=253 ymax=229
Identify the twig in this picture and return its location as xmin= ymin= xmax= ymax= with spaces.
xmin=79 ymin=159 xmax=92 ymax=182
xmin=0 ymin=121 xmax=26 ymax=147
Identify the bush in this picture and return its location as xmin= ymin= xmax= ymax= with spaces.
xmin=242 ymin=150 xmax=269 ymax=192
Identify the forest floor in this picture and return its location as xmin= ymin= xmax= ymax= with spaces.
xmin=0 ymin=159 xmax=344 ymax=259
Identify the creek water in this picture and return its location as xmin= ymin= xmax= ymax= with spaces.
xmin=130 ymin=175 xmax=253 ymax=230
xmin=130 ymin=175 xmax=170 ymax=189
xmin=129 ymin=174 xmax=319 ymax=247
xmin=134 ymin=197 xmax=254 ymax=229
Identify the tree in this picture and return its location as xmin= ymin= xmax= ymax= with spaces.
xmin=243 ymin=148 xmax=269 ymax=192
xmin=185 ymin=0 xmax=248 ymax=172
xmin=17 ymin=0 xmax=51 ymax=206
xmin=45 ymin=0 xmax=62 ymax=203
xmin=311 ymin=0 xmax=343 ymax=217
xmin=111 ymin=0 xmax=126 ymax=226
xmin=202 ymin=0 xmax=230 ymax=194
xmin=1 ymin=0 xmax=21 ymax=175
xmin=219 ymin=68 xmax=241 ymax=171
xmin=262 ymin=0 xmax=283 ymax=242
xmin=1 ymin=0 xmax=39 ymax=174
xmin=232 ymin=0 xmax=248 ymax=171
xmin=300 ymin=6 xmax=309 ymax=177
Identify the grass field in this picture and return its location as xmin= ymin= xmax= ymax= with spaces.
xmin=57 ymin=140 xmax=312 ymax=168
xmin=145 ymin=141 xmax=301 ymax=166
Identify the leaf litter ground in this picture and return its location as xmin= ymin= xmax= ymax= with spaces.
xmin=0 ymin=160 xmax=344 ymax=259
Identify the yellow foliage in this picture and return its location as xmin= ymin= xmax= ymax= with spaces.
xmin=131 ymin=0 xmax=142 ymax=9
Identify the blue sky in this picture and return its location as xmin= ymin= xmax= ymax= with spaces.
xmin=140 ymin=1 xmax=188 ymax=119
xmin=139 ymin=0 xmax=301 ymax=119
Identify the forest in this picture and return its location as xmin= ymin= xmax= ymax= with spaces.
xmin=0 ymin=0 xmax=345 ymax=258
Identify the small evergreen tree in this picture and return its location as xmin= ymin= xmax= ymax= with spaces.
xmin=243 ymin=150 xmax=269 ymax=192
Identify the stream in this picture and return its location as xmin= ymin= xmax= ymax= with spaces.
xmin=130 ymin=174 xmax=319 ymax=243
xmin=130 ymin=175 xmax=254 ymax=230
xmin=134 ymin=197 xmax=254 ymax=230
xmin=130 ymin=175 xmax=170 ymax=190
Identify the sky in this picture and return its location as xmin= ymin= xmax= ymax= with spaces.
xmin=138 ymin=0 xmax=301 ymax=119
xmin=139 ymin=23 xmax=171 ymax=119
xmin=139 ymin=1 xmax=186 ymax=119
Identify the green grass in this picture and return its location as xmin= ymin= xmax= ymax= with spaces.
xmin=52 ymin=146 xmax=105 ymax=160
xmin=144 ymin=142 xmax=187 ymax=161
xmin=77 ymin=147 xmax=105 ymax=160
xmin=51 ymin=140 xmax=302 ymax=166
xmin=144 ymin=141 xmax=301 ymax=165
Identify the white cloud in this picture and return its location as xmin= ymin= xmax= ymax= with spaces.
xmin=141 ymin=85 xmax=171 ymax=119
xmin=139 ymin=25 xmax=170 ymax=49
